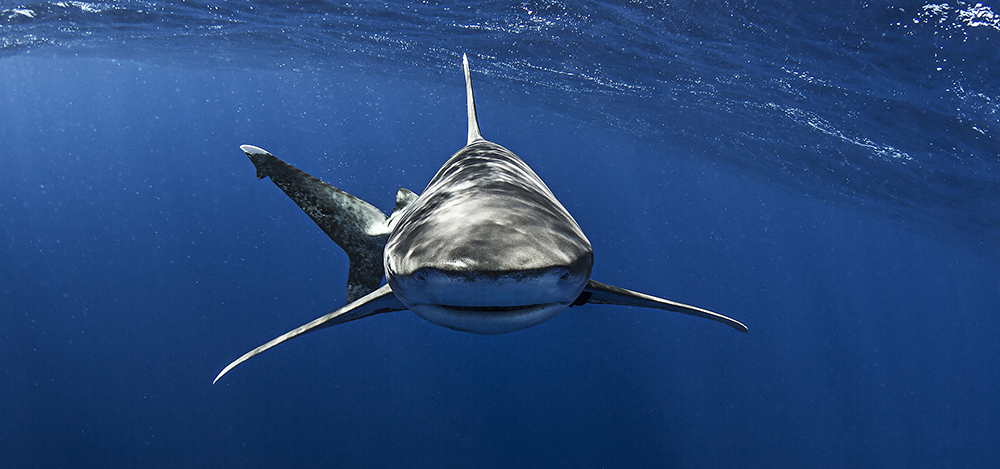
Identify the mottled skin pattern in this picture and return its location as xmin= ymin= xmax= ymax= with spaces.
xmin=244 ymin=147 xmax=390 ymax=303
xmin=386 ymin=140 xmax=593 ymax=279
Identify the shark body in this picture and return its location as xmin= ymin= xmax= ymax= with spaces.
xmin=214 ymin=55 xmax=746 ymax=383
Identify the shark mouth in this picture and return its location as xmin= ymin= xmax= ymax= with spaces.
xmin=408 ymin=302 xmax=569 ymax=335
xmin=387 ymin=265 xmax=590 ymax=334
xmin=435 ymin=304 xmax=550 ymax=312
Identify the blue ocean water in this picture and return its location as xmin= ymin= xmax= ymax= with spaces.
xmin=1 ymin=1 xmax=997 ymax=467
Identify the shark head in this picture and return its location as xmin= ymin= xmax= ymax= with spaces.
xmin=382 ymin=54 xmax=593 ymax=334
xmin=384 ymin=140 xmax=594 ymax=334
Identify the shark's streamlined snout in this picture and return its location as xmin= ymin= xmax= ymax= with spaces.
xmin=382 ymin=136 xmax=595 ymax=334
xmin=213 ymin=54 xmax=747 ymax=384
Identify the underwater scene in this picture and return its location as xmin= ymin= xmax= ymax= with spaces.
xmin=1 ymin=1 xmax=998 ymax=467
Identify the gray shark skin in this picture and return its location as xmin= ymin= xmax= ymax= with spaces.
xmin=214 ymin=54 xmax=747 ymax=384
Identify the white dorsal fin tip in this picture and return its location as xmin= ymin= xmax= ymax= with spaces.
xmin=463 ymin=53 xmax=483 ymax=145
xmin=239 ymin=144 xmax=268 ymax=155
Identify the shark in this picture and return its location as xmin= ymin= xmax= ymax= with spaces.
xmin=214 ymin=54 xmax=747 ymax=383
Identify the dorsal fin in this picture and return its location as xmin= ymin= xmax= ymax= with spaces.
xmin=463 ymin=53 xmax=483 ymax=144
xmin=240 ymin=145 xmax=388 ymax=303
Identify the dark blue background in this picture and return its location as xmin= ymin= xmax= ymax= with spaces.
xmin=2 ymin=55 xmax=997 ymax=468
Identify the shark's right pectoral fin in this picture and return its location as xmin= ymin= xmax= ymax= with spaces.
xmin=213 ymin=284 xmax=406 ymax=383
xmin=577 ymin=279 xmax=748 ymax=333
xmin=240 ymin=145 xmax=389 ymax=303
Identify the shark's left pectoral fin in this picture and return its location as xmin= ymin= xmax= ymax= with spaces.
xmin=576 ymin=279 xmax=748 ymax=333
xmin=213 ymin=284 xmax=407 ymax=383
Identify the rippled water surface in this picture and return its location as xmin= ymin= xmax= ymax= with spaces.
xmin=3 ymin=0 xmax=998 ymax=252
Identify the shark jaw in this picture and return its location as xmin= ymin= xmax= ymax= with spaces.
xmin=388 ymin=266 xmax=589 ymax=334
xmin=409 ymin=303 xmax=570 ymax=335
